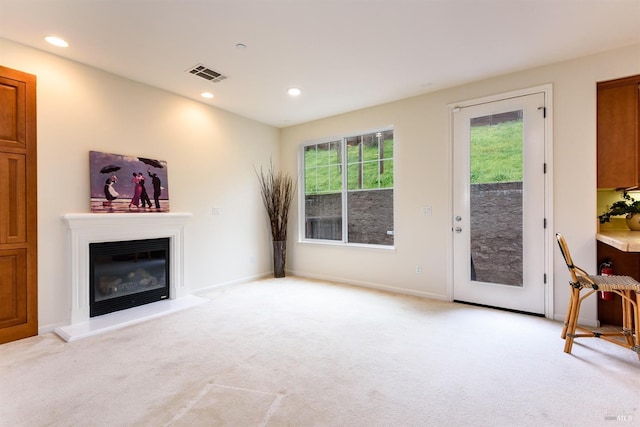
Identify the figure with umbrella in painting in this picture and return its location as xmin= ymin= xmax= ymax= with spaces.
xmin=100 ymin=165 xmax=121 ymax=208
xmin=129 ymin=172 xmax=143 ymax=208
xmin=148 ymin=169 xmax=162 ymax=209
xmin=137 ymin=173 xmax=153 ymax=208
xmin=104 ymin=175 xmax=119 ymax=206
xmin=138 ymin=157 xmax=164 ymax=209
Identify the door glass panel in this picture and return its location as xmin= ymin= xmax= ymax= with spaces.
xmin=469 ymin=110 xmax=523 ymax=286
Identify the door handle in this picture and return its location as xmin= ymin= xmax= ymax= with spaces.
xmin=455 ymin=227 xmax=462 ymax=233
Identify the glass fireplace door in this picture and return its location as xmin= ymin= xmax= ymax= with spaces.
xmin=90 ymin=237 xmax=170 ymax=317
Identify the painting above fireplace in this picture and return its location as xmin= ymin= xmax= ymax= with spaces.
xmin=89 ymin=150 xmax=170 ymax=213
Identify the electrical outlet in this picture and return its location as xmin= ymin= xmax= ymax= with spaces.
xmin=212 ymin=207 xmax=221 ymax=215
xmin=422 ymin=206 xmax=432 ymax=216
xmin=416 ymin=265 xmax=422 ymax=273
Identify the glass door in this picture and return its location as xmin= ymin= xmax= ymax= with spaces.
xmin=452 ymin=92 xmax=546 ymax=314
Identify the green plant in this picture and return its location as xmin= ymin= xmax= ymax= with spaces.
xmin=598 ymin=191 xmax=640 ymax=223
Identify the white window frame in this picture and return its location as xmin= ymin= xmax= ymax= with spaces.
xmin=298 ymin=126 xmax=395 ymax=248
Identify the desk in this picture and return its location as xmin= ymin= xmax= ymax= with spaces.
xmin=596 ymin=231 xmax=640 ymax=325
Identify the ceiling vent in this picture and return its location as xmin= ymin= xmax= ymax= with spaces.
xmin=186 ymin=64 xmax=228 ymax=83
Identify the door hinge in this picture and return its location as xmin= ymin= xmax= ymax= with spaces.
xmin=543 ymin=218 xmax=547 ymax=228
xmin=543 ymin=163 xmax=547 ymax=173
xmin=538 ymin=106 xmax=546 ymax=118
xmin=544 ymin=273 xmax=547 ymax=284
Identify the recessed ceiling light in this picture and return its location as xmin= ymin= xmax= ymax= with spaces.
xmin=44 ymin=36 xmax=69 ymax=47
xmin=201 ymin=92 xmax=214 ymax=99
xmin=235 ymin=43 xmax=247 ymax=50
xmin=288 ymin=87 xmax=301 ymax=97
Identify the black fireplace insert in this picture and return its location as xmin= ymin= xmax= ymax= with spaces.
xmin=89 ymin=238 xmax=170 ymax=317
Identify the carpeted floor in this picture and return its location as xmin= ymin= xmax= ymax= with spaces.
xmin=1 ymin=277 xmax=638 ymax=426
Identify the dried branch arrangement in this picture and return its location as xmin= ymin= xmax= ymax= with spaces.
xmin=255 ymin=162 xmax=296 ymax=241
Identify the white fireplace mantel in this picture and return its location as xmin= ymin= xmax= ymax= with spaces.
xmin=56 ymin=212 xmax=204 ymax=341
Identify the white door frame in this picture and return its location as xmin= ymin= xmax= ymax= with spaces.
xmin=446 ymin=84 xmax=554 ymax=319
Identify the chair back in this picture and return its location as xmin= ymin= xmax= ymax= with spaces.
xmin=556 ymin=233 xmax=584 ymax=284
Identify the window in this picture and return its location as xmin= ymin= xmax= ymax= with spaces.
xmin=302 ymin=128 xmax=394 ymax=246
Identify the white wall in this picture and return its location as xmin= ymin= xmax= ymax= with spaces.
xmin=0 ymin=38 xmax=280 ymax=333
xmin=2 ymin=37 xmax=639 ymax=333
xmin=280 ymin=44 xmax=640 ymax=323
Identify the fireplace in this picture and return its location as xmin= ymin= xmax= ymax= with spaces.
xmin=56 ymin=212 xmax=206 ymax=342
xmin=90 ymin=238 xmax=170 ymax=317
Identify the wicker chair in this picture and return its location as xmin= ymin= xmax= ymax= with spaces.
xmin=556 ymin=233 xmax=640 ymax=360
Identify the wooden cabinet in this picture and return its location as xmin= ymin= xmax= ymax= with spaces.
xmin=597 ymin=75 xmax=640 ymax=189
xmin=596 ymin=241 xmax=640 ymax=325
xmin=596 ymin=75 xmax=640 ymax=325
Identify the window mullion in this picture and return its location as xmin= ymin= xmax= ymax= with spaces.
xmin=341 ymin=137 xmax=348 ymax=243
xmin=377 ymin=133 xmax=381 ymax=189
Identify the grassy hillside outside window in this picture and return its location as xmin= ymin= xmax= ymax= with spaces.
xmin=470 ymin=117 xmax=523 ymax=184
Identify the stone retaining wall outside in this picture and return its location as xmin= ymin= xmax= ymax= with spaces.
xmin=304 ymin=182 xmax=522 ymax=283
xmin=305 ymin=189 xmax=393 ymax=245
xmin=470 ymin=181 xmax=523 ymax=286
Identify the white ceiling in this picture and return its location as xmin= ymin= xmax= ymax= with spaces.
xmin=1 ymin=0 xmax=639 ymax=128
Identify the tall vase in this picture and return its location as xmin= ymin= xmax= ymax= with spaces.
xmin=272 ymin=240 xmax=286 ymax=278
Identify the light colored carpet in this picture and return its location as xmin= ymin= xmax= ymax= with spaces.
xmin=1 ymin=277 xmax=638 ymax=426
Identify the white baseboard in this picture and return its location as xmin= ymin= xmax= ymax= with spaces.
xmin=289 ymin=270 xmax=448 ymax=301
xmin=191 ymin=272 xmax=272 ymax=295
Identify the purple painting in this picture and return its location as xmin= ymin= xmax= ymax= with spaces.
xmin=89 ymin=151 xmax=170 ymax=213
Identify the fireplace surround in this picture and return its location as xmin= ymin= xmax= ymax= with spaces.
xmin=56 ymin=212 xmax=205 ymax=341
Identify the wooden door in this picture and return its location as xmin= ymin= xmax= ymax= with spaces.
xmin=0 ymin=66 xmax=37 ymax=344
